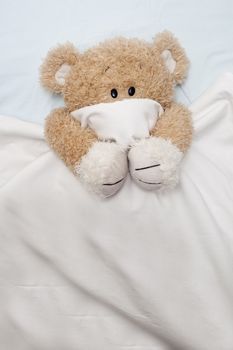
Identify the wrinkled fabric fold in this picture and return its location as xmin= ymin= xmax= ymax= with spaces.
xmin=0 ymin=73 xmax=233 ymax=349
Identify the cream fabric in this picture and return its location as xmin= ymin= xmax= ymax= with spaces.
xmin=71 ymin=98 xmax=163 ymax=147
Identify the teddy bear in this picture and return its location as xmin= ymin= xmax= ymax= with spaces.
xmin=40 ymin=31 xmax=192 ymax=197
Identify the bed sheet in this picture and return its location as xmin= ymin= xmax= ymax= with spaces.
xmin=0 ymin=0 xmax=233 ymax=124
xmin=0 ymin=73 xmax=233 ymax=349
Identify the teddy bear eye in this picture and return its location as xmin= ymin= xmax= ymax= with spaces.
xmin=111 ymin=89 xmax=118 ymax=98
xmin=128 ymin=86 xmax=135 ymax=96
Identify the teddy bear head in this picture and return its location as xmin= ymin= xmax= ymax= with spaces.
xmin=40 ymin=31 xmax=189 ymax=112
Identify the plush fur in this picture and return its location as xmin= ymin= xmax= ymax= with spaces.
xmin=152 ymin=102 xmax=192 ymax=152
xmin=40 ymin=31 xmax=192 ymax=194
xmin=44 ymin=107 xmax=97 ymax=171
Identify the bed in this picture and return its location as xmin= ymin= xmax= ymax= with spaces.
xmin=1 ymin=1 xmax=233 ymax=349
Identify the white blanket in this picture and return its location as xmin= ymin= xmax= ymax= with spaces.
xmin=1 ymin=73 xmax=233 ymax=350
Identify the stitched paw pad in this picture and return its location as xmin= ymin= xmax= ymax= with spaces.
xmin=128 ymin=137 xmax=183 ymax=191
xmin=75 ymin=142 xmax=128 ymax=197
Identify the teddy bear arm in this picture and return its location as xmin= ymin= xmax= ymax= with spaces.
xmin=151 ymin=102 xmax=193 ymax=153
xmin=45 ymin=107 xmax=97 ymax=172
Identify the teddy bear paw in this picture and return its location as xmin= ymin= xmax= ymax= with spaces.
xmin=128 ymin=137 xmax=183 ymax=191
xmin=75 ymin=141 xmax=128 ymax=197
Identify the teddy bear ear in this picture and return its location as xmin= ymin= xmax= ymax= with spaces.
xmin=153 ymin=31 xmax=189 ymax=85
xmin=40 ymin=43 xmax=78 ymax=94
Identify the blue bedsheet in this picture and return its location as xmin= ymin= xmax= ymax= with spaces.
xmin=0 ymin=0 xmax=233 ymax=123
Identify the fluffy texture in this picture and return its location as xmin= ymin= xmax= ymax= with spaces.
xmin=75 ymin=142 xmax=128 ymax=197
xmin=129 ymin=137 xmax=183 ymax=190
xmin=153 ymin=31 xmax=190 ymax=84
xmin=45 ymin=107 xmax=97 ymax=171
xmin=40 ymin=43 xmax=78 ymax=94
xmin=40 ymin=31 xmax=192 ymax=195
xmin=152 ymin=102 xmax=193 ymax=152
xmin=41 ymin=33 xmax=186 ymax=111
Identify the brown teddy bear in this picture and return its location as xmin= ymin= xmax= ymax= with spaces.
xmin=40 ymin=31 xmax=192 ymax=197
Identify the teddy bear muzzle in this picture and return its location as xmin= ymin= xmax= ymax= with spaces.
xmin=72 ymin=98 xmax=166 ymax=197
xmin=72 ymin=98 xmax=185 ymax=196
xmin=71 ymin=98 xmax=164 ymax=147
